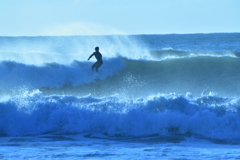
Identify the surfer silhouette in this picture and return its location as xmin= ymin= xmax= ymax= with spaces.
xmin=88 ymin=46 xmax=103 ymax=72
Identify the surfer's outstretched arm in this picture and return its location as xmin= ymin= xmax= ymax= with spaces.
xmin=88 ymin=53 xmax=94 ymax=60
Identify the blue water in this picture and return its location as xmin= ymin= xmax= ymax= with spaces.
xmin=0 ymin=33 xmax=240 ymax=159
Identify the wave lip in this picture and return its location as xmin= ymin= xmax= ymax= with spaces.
xmin=1 ymin=91 xmax=240 ymax=143
xmin=150 ymin=49 xmax=238 ymax=60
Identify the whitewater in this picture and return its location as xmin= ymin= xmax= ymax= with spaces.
xmin=0 ymin=33 xmax=240 ymax=159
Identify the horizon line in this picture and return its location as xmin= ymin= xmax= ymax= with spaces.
xmin=0 ymin=32 xmax=239 ymax=37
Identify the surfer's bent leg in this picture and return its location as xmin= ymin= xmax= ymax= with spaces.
xmin=96 ymin=61 xmax=103 ymax=72
xmin=91 ymin=62 xmax=97 ymax=71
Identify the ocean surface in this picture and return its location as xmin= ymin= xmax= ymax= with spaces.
xmin=0 ymin=33 xmax=240 ymax=159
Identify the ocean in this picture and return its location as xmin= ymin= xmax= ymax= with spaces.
xmin=0 ymin=33 xmax=240 ymax=159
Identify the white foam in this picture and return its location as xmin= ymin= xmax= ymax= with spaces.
xmin=1 ymin=92 xmax=240 ymax=143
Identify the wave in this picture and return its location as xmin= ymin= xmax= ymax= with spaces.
xmin=0 ymin=58 xmax=125 ymax=90
xmin=2 ymin=55 xmax=240 ymax=97
xmin=1 ymin=34 xmax=240 ymax=143
xmin=40 ymin=56 xmax=240 ymax=98
xmin=0 ymin=90 xmax=240 ymax=143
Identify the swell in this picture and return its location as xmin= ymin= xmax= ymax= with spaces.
xmin=123 ymin=56 xmax=240 ymax=97
xmin=41 ymin=56 xmax=240 ymax=97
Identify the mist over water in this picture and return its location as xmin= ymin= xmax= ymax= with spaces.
xmin=0 ymin=35 xmax=150 ymax=65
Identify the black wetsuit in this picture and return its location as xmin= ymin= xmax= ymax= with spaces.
xmin=89 ymin=51 xmax=103 ymax=72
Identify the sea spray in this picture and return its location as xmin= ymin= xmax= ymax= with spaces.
xmin=0 ymin=35 xmax=151 ymax=65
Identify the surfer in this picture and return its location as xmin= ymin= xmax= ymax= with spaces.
xmin=88 ymin=46 xmax=103 ymax=72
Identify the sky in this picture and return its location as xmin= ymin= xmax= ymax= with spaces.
xmin=0 ymin=0 xmax=239 ymax=36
